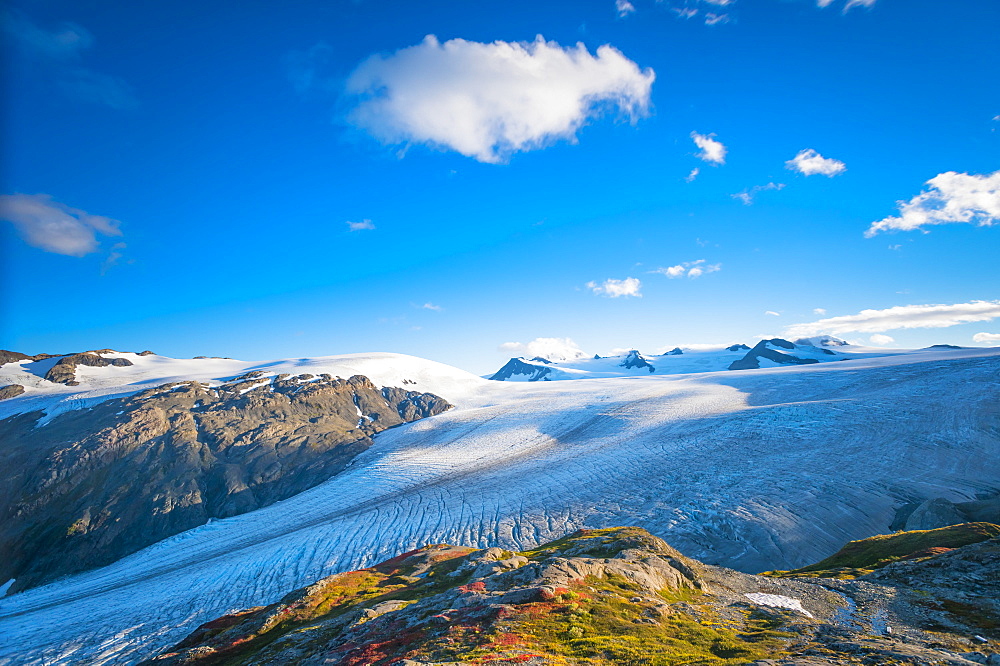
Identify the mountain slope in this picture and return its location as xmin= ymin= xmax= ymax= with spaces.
xmin=145 ymin=526 xmax=1000 ymax=665
xmin=1 ymin=346 xmax=998 ymax=665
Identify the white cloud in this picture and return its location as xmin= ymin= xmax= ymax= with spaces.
xmin=843 ymin=0 xmax=876 ymax=11
xmin=813 ymin=308 xmax=827 ymax=315
xmin=785 ymin=149 xmax=846 ymax=177
xmin=2 ymin=9 xmax=137 ymax=109
xmin=785 ymin=300 xmax=1000 ymax=337
xmin=685 ymin=167 xmax=700 ymax=183
xmin=673 ymin=7 xmax=699 ymax=18
xmin=616 ymin=0 xmax=636 ymax=16
xmin=691 ymin=132 xmax=726 ymax=164
xmin=499 ymin=337 xmax=587 ymax=361
xmin=702 ymin=0 xmax=733 ymax=5
xmin=704 ymin=12 xmax=730 ymax=25
xmin=973 ymin=332 xmax=1000 ymax=344
xmin=869 ymin=334 xmax=895 ymax=345
xmin=587 ymin=277 xmax=642 ymax=297
xmin=865 ymin=170 xmax=1000 ymax=237
xmin=346 ymin=219 xmax=376 ymax=231
xmin=817 ymin=0 xmax=877 ymax=11
xmin=420 ymin=302 xmax=443 ymax=311
xmin=733 ymin=182 xmax=785 ymax=205
xmin=0 ymin=193 xmax=122 ymax=256
xmin=765 ymin=310 xmax=781 ymax=317
xmin=652 ymin=259 xmax=720 ymax=279
xmin=346 ymin=35 xmax=654 ymax=164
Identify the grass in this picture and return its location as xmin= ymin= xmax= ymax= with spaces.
xmin=763 ymin=522 xmax=1000 ymax=579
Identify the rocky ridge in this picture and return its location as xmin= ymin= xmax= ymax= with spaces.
xmin=0 ymin=369 xmax=452 ymax=593
xmin=144 ymin=525 xmax=1000 ymax=666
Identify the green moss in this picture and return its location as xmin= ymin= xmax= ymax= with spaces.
xmin=765 ymin=522 xmax=1000 ymax=579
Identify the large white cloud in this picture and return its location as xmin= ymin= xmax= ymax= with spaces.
xmin=973 ymin=332 xmax=1000 ymax=344
xmin=499 ymin=337 xmax=587 ymax=361
xmin=785 ymin=149 xmax=846 ymax=177
xmin=691 ymin=132 xmax=726 ymax=164
xmin=865 ymin=170 xmax=1000 ymax=237
xmin=586 ymin=277 xmax=642 ymax=298
xmin=345 ymin=35 xmax=654 ymax=163
xmin=0 ymin=193 xmax=122 ymax=256
xmin=784 ymin=300 xmax=1000 ymax=338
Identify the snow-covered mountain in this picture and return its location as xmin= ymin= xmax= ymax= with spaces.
xmin=1 ymin=344 xmax=998 ymax=664
xmin=487 ymin=337 xmax=898 ymax=381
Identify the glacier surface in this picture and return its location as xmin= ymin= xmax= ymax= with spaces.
xmin=0 ymin=347 xmax=998 ymax=664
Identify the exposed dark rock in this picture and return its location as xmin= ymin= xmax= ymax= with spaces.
xmin=729 ymin=339 xmax=821 ymax=371
xmin=528 ymin=356 xmax=553 ymax=364
xmin=727 ymin=344 xmax=751 ymax=351
xmin=905 ymin=498 xmax=968 ymax=531
xmin=0 ymin=373 xmax=452 ymax=592
xmin=0 ymin=384 xmax=25 ymax=400
xmin=0 ymin=350 xmax=61 ymax=366
xmin=665 ymin=347 xmax=683 ymax=355
xmin=619 ymin=350 xmax=655 ymax=372
xmin=928 ymin=344 xmax=964 ymax=349
xmin=489 ymin=357 xmax=552 ymax=381
xmin=43 ymin=352 xmax=134 ymax=386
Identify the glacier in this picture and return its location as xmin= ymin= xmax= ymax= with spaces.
xmin=0 ymin=346 xmax=998 ymax=664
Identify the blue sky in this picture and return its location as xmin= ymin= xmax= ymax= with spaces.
xmin=2 ymin=0 xmax=998 ymax=374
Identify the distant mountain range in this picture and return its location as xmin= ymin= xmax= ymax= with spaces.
xmin=487 ymin=336 xmax=913 ymax=381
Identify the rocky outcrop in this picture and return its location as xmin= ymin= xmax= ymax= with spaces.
xmin=489 ymin=357 xmax=553 ymax=381
xmin=42 ymin=352 xmax=134 ymax=385
xmin=619 ymin=349 xmax=655 ymax=372
xmin=892 ymin=496 xmax=1000 ymax=531
xmin=144 ymin=525 xmax=1000 ymax=666
xmin=0 ymin=350 xmax=60 ymax=366
xmin=0 ymin=372 xmax=452 ymax=592
xmin=0 ymin=384 xmax=25 ymax=400
xmin=665 ymin=347 xmax=683 ymax=355
xmin=727 ymin=343 xmax=751 ymax=351
xmin=729 ymin=338 xmax=822 ymax=371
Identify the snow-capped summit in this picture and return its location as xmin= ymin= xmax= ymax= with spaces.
xmin=794 ymin=335 xmax=849 ymax=347
xmin=619 ymin=350 xmax=655 ymax=372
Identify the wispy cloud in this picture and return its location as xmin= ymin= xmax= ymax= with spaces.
xmin=732 ymin=182 xmax=784 ymax=205
xmin=817 ymin=0 xmax=877 ymax=12
xmin=420 ymin=302 xmax=443 ymax=311
xmin=865 ymin=170 xmax=1000 ymax=237
xmin=785 ymin=300 xmax=1000 ymax=337
xmin=813 ymin=308 xmax=827 ymax=315
xmin=765 ymin=310 xmax=781 ymax=317
xmin=346 ymin=35 xmax=654 ymax=163
xmin=2 ymin=9 xmax=137 ymax=109
xmin=499 ymin=337 xmax=587 ymax=361
xmin=691 ymin=132 xmax=726 ymax=164
xmin=703 ymin=12 xmax=730 ymax=25
xmin=652 ymin=259 xmax=720 ymax=279
xmin=285 ymin=43 xmax=336 ymax=96
xmin=973 ymin=332 xmax=1000 ymax=344
xmin=587 ymin=277 xmax=642 ymax=298
xmin=346 ymin=219 xmax=376 ymax=231
xmin=786 ymin=149 xmax=846 ymax=177
xmin=685 ymin=167 xmax=700 ymax=183
xmin=0 ymin=193 xmax=122 ymax=256
xmin=616 ymin=0 xmax=637 ymax=16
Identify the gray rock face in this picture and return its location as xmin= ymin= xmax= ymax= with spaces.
xmin=729 ymin=339 xmax=822 ymax=371
xmin=904 ymin=498 xmax=967 ymax=531
xmin=43 ymin=352 xmax=135 ymax=386
xmin=619 ymin=349 xmax=655 ymax=372
xmin=489 ymin=357 xmax=553 ymax=381
xmin=0 ymin=373 xmax=452 ymax=592
xmin=0 ymin=384 xmax=25 ymax=400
